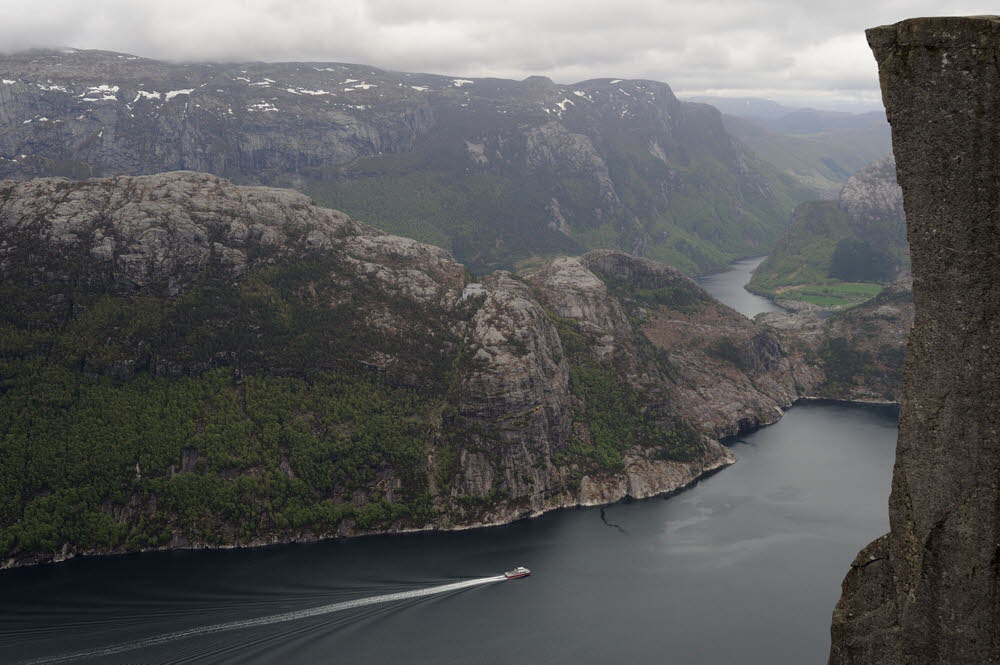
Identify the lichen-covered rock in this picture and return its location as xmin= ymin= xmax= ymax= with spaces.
xmin=830 ymin=16 xmax=1000 ymax=664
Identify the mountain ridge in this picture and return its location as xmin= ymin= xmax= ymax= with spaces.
xmin=0 ymin=47 xmax=810 ymax=274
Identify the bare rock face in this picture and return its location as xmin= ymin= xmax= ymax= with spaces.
xmin=538 ymin=249 xmax=823 ymax=438
xmin=527 ymin=255 xmax=633 ymax=360
xmin=453 ymin=271 xmax=574 ymax=512
xmin=0 ymin=172 xmax=371 ymax=293
xmin=830 ymin=16 xmax=1000 ymax=664
xmin=839 ymin=155 xmax=904 ymax=226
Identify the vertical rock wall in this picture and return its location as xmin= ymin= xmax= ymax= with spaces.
xmin=830 ymin=16 xmax=1000 ymax=664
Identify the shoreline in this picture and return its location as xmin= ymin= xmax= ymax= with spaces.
xmin=1 ymin=396 xmax=896 ymax=572
xmin=795 ymin=395 xmax=900 ymax=409
xmin=2 ymin=440 xmax=738 ymax=572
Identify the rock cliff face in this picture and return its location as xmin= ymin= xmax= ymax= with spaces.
xmin=0 ymin=48 xmax=809 ymax=273
xmin=830 ymin=16 xmax=1000 ymax=664
xmin=3 ymin=170 xmax=847 ymax=569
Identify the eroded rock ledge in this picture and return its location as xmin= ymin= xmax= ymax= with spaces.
xmin=830 ymin=16 xmax=1000 ymax=664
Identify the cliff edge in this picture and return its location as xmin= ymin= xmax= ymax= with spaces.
xmin=830 ymin=16 xmax=1000 ymax=664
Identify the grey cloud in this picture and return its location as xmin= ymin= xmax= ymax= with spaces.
xmin=1 ymin=0 xmax=997 ymax=110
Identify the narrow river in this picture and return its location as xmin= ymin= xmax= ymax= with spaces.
xmin=0 ymin=258 xmax=898 ymax=665
xmin=696 ymin=256 xmax=784 ymax=318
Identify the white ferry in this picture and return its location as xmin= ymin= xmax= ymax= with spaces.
xmin=504 ymin=566 xmax=531 ymax=580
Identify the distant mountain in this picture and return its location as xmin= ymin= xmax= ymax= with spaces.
xmin=686 ymin=96 xmax=886 ymax=133
xmin=748 ymin=155 xmax=907 ymax=305
xmin=0 ymin=49 xmax=811 ymax=274
xmin=686 ymin=96 xmax=892 ymax=197
xmin=721 ymin=114 xmax=892 ymax=197
xmin=749 ymin=108 xmax=887 ymax=136
xmin=685 ymin=96 xmax=799 ymax=119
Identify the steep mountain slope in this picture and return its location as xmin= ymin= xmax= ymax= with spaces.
xmin=748 ymin=155 xmax=907 ymax=306
xmin=0 ymin=48 xmax=809 ymax=273
xmin=0 ymin=171 xmax=828 ymax=569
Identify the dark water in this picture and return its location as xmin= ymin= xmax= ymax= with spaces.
xmin=697 ymin=256 xmax=784 ymax=318
xmin=0 ymin=403 xmax=897 ymax=665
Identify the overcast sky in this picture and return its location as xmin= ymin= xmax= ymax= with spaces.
xmin=0 ymin=0 xmax=995 ymax=111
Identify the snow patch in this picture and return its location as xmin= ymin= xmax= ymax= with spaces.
xmin=556 ymin=98 xmax=574 ymax=111
xmin=285 ymin=87 xmax=331 ymax=96
xmin=132 ymin=90 xmax=161 ymax=102
xmin=80 ymin=85 xmax=119 ymax=101
xmin=409 ymin=85 xmax=429 ymax=92
xmin=248 ymin=101 xmax=279 ymax=112
xmin=452 ymin=79 xmax=474 ymax=87
xmin=1 ymin=79 xmax=14 ymax=85
xmin=165 ymin=89 xmax=194 ymax=100
xmin=37 ymin=84 xmax=69 ymax=93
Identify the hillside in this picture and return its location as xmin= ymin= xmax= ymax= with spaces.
xmin=748 ymin=155 xmax=907 ymax=307
xmin=0 ymin=171 xmax=838 ymax=569
xmin=0 ymin=48 xmax=811 ymax=274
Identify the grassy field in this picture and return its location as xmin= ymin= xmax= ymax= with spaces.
xmin=776 ymin=281 xmax=883 ymax=307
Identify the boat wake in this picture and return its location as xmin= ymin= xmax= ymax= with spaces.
xmin=17 ymin=575 xmax=507 ymax=664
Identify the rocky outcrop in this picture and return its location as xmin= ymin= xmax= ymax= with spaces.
xmin=531 ymin=250 xmax=824 ymax=438
xmin=830 ymin=16 xmax=1000 ymax=664
xmin=839 ymin=156 xmax=904 ymax=226
xmin=761 ymin=278 xmax=913 ymax=403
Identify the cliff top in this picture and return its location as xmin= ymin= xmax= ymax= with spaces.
xmin=867 ymin=15 xmax=1000 ymax=47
